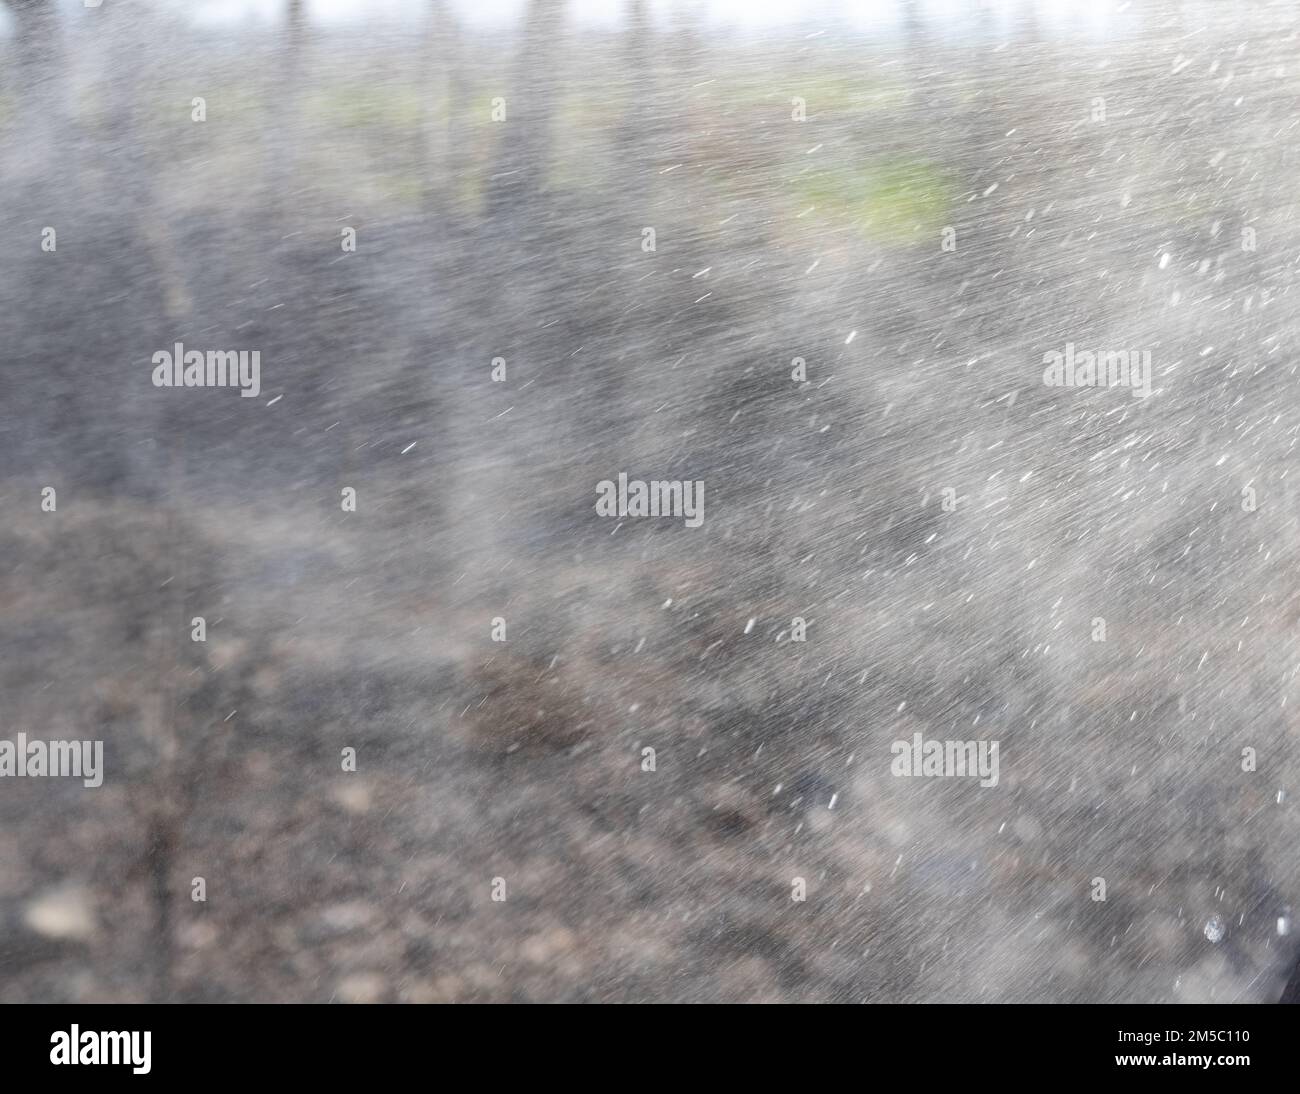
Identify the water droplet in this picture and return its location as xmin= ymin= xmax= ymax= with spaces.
xmin=1203 ymin=915 xmax=1226 ymax=943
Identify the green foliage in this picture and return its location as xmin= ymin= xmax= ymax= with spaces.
xmin=304 ymin=82 xmax=430 ymax=130
xmin=792 ymin=159 xmax=955 ymax=244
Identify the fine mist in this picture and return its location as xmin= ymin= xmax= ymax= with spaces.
xmin=1 ymin=0 xmax=1298 ymax=1004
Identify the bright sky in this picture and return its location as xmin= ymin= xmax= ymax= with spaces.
xmin=0 ymin=1 xmax=1142 ymax=39
xmin=176 ymin=0 xmax=1126 ymax=35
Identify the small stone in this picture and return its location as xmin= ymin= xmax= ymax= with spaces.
xmin=335 ymin=972 xmax=386 ymax=1004
xmin=24 ymin=886 xmax=96 ymax=941
xmin=178 ymin=920 xmax=219 ymax=950
xmin=331 ymin=780 xmax=372 ymax=815
xmin=320 ymin=902 xmax=376 ymax=932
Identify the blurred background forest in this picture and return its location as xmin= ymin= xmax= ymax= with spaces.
xmin=1 ymin=0 xmax=1298 ymax=1002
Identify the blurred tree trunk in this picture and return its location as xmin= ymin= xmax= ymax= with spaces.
xmin=1018 ymin=0 xmax=1042 ymax=43
xmin=6 ymin=0 xmax=58 ymax=78
xmin=669 ymin=0 xmax=701 ymax=83
xmin=901 ymin=0 xmax=933 ymax=116
xmin=666 ymin=0 xmax=701 ymax=176
xmin=616 ymin=0 xmax=658 ymax=211
xmin=486 ymin=0 xmax=565 ymax=218
xmin=4 ymin=0 xmax=64 ymax=190
xmin=269 ymin=0 xmax=309 ymax=217
xmin=902 ymin=0 xmax=923 ymax=53
xmin=966 ymin=0 xmax=1000 ymax=136
xmin=286 ymin=0 xmax=307 ymax=86
xmin=422 ymin=0 xmax=464 ymax=218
